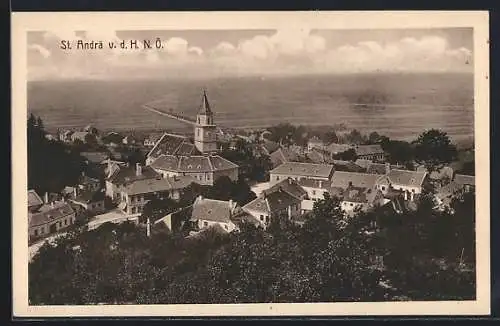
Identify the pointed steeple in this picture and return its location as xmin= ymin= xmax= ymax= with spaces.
xmin=199 ymin=88 xmax=212 ymax=115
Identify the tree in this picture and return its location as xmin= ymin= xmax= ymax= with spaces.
xmin=413 ymin=129 xmax=458 ymax=171
xmin=380 ymin=138 xmax=414 ymax=165
xmin=321 ymin=130 xmax=338 ymax=144
xmin=140 ymin=197 xmax=179 ymax=224
xmin=332 ymin=148 xmax=357 ymax=161
xmin=368 ymin=131 xmax=382 ymax=144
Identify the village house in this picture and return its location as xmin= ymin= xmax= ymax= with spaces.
xmin=190 ymin=196 xmax=240 ymax=233
xmin=269 ymin=147 xmax=301 ymax=168
xmin=69 ymin=188 xmax=106 ymax=215
xmin=298 ymin=178 xmax=331 ymax=201
xmin=376 ymin=169 xmax=428 ymax=201
xmin=307 ymin=136 xmax=324 ymax=152
xmin=102 ymin=132 xmax=125 ymax=147
xmin=28 ymin=199 xmax=76 ymax=242
xmin=243 ymin=178 xmax=305 ymax=228
xmin=336 ymin=186 xmax=385 ymax=215
xmin=269 ymin=162 xmax=335 ymax=184
xmin=28 ymin=189 xmax=44 ymax=213
xmin=116 ymin=164 xmax=195 ymax=216
xmin=331 ymin=171 xmax=383 ymax=190
xmin=416 ymin=165 xmax=454 ymax=185
xmin=149 ymin=154 xmax=239 ymax=186
xmin=105 ymin=161 xmax=160 ymax=200
xmin=352 ymin=144 xmax=386 ymax=161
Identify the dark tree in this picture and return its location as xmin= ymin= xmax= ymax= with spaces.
xmin=413 ymin=129 xmax=458 ymax=171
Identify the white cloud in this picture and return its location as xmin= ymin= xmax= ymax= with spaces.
xmin=28 ymin=44 xmax=51 ymax=59
xmin=28 ymin=30 xmax=473 ymax=80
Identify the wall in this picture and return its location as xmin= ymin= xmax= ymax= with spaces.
xmin=197 ymin=219 xmax=237 ymax=233
xmin=29 ymin=213 xmax=76 ymax=241
xmin=302 ymin=186 xmax=329 ymax=201
xmin=270 ymin=174 xmax=330 ymax=185
xmin=243 ymin=207 xmax=270 ymax=226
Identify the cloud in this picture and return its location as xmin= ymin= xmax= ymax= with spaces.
xmin=27 ymin=30 xmax=473 ymax=80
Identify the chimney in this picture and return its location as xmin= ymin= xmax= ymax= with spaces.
xmin=385 ymin=163 xmax=390 ymax=175
xmin=44 ymin=192 xmax=49 ymax=204
xmin=136 ymin=163 xmax=142 ymax=176
xmin=50 ymin=202 xmax=54 ymax=208
xmin=288 ymin=178 xmax=292 ymax=185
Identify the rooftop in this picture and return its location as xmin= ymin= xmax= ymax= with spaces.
xmin=264 ymin=178 xmax=308 ymax=199
xmin=243 ymin=189 xmax=300 ymax=214
xmin=270 ymin=162 xmax=334 ymax=179
xmin=353 ymin=144 xmax=385 ymax=156
xmin=149 ymin=154 xmax=238 ymax=173
xmin=122 ymin=175 xmax=194 ymax=196
xmin=387 ymin=169 xmax=427 ymax=187
xmin=331 ymin=171 xmax=382 ymax=189
xmin=108 ymin=164 xmax=160 ymax=185
xmin=191 ymin=197 xmax=237 ymax=224
xmin=29 ymin=201 xmax=75 ymax=228
xmin=147 ymin=133 xmax=200 ymax=160
xmin=28 ymin=189 xmax=43 ymax=208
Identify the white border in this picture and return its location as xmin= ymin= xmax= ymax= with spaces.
xmin=12 ymin=11 xmax=490 ymax=317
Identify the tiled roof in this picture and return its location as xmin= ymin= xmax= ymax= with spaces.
xmin=355 ymin=159 xmax=372 ymax=169
xmin=108 ymin=165 xmax=160 ymax=185
xmin=243 ymin=190 xmax=300 ymax=215
xmin=270 ymin=162 xmax=334 ymax=179
xmin=341 ymin=186 xmax=381 ymax=204
xmin=331 ymin=171 xmax=382 ymax=189
xmin=28 ymin=190 xmax=43 ymax=208
xmin=71 ymin=131 xmax=89 ymax=141
xmin=298 ymin=178 xmax=330 ymax=189
xmin=199 ymin=90 xmax=213 ymax=114
xmin=123 ymin=177 xmax=175 ymax=196
xmin=333 ymin=160 xmax=366 ymax=173
xmin=29 ymin=202 xmax=75 ymax=228
xmin=264 ymin=178 xmax=308 ymax=199
xmin=387 ymin=169 xmax=427 ymax=187
xmin=191 ymin=198 xmax=237 ymax=223
xmin=147 ymin=133 xmax=200 ymax=160
xmin=270 ymin=148 xmax=299 ymax=166
xmin=416 ymin=165 xmax=454 ymax=180
xmin=150 ymin=154 xmax=238 ymax=173
xmin=353 ymin=144 xmax=385 ymax=156
xmin=454 ymin=174 xmax=475 ymax=186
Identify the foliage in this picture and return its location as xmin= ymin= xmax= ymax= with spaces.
xmin=413 ymin=129 xmax=458 ymax=172
xmin=28 ymin=114 xmax=86 ymax=194
xmin=380 ymin=137 xmax=415 ymax=165
xmin=221 ymin=141 xmax=273 ymax=182
xmin=332 ymin=148 xmax=357 ymax=161
xmin=140 ymin=197 xmax=180 ymax=224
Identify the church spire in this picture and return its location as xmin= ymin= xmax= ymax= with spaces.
xmin=199 ymin=88 xmax=212 ymax=115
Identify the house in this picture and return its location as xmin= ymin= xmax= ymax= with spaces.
xmin=243 ymin=179 xmax=304 ymax=228
xmin=337 ymin=186 xmax=385 ymax=215
xmin=190 ymin=196 xmax=239 ymax=233
xmin=352 ymin=144 xmax=386 ymax=161
xmin=28 ymin=201 xmax=76 ymax=242
xmin=71 ymin=131 xmax=90 ymax=143
xmin=69 ymin=189 xmax=106 ymax=215
xmin=269 ymin=162 xmax=334 ymax=184
xmin=105 ymin=161 xmax=160 ymax=200
xmin=149 ymin=154 xmax=239 ymax=186
xmin=269 ymin=147 xmax=300 ymax=168
xmin=331 ymin=171 xmax=383 ymax=190
xmin=376 ymin=169 xmax=428 ymax=201
xmin=297 ymin=178 xmax=331 ymax=201
xmin=453 ymin=174 xmax=475 ymax=192
xmin=416 ymin=165 xmax=454 ymax=184
xmin=143 ymin=133 xmax=164 ymax=147
xmin=307 ymin=136 xmax=324 ymax=152
xmin=116 ymin=164 xmax=195 ymax=216
xmin=28 ymin=190 xmax=44 ymax=213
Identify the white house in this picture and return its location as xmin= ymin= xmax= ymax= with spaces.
xmin=269 ymin=162 xmax=334 ymax=185
xmin=190 ymin=196 xmax=239 ymax=233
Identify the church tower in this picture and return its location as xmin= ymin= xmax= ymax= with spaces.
xmin=194 ymin=89 xmax=218 ymax=154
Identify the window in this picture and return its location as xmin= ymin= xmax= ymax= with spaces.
xmin=381 ymin=186 xmax=385 ymax=191
xmin=350 ymin=203 xmax=353 ymax=207
xmin=64 ymin=219 xmax=67 ymax=226
xmin=312 ymin=190 xmax=316 ymax=195
xmin=224 ymin=225 xmax=228 ymax=230
xmin=276 ymin=176 xmax=280 ymax=181
xmin=265 ymin=216 xmax=269 ymax=223
xmin=260 ymin=215 xmax=264 ymax=221
xmin=204 ymin=221 xmax=208 ymax=227
xmin=34 ymin=229 xmax=38 ymax=236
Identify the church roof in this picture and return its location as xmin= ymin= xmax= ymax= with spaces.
xmin=199 ymin=89 xmax=212 ymax=115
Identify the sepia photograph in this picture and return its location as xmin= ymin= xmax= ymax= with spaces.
xmin=12 ymin=11 xmax=490 ymax=317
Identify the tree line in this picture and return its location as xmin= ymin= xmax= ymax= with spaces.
xmin=29 ymin=189 xmax=475 ymax=305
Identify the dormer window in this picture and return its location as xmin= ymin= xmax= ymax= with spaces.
xmin=187 ymin=165 xmax=192 ymax=169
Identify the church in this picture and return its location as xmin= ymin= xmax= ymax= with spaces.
xmin=144 ymin=90 xmax=239 ymax=186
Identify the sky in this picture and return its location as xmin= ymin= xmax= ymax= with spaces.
xmin=27 ymin=28 xmax=473 ymax=80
